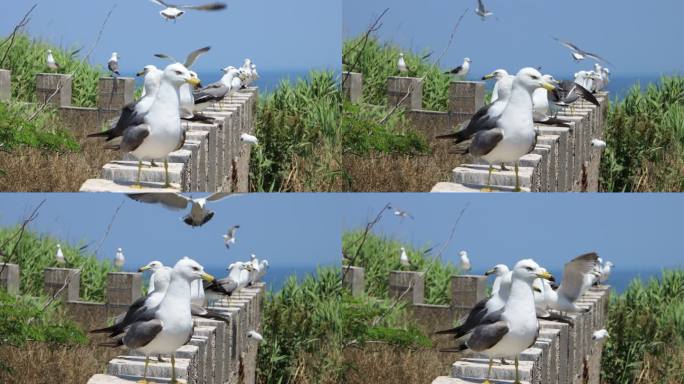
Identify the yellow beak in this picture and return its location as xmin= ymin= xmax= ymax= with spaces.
xmin=541 ymin=81 xmax=556 ymax=91
xmin=200 ymin=272 xmax=215 ymax=282
xmin=138 ymin=266 xmax=150 ymax=272
xmin=187 ymin=77 xmax=201 ymax=86
xmin=536 ymin=270 xmax=555 ymax=281
xmin=482 ymin=72 xmax=496 ymax=80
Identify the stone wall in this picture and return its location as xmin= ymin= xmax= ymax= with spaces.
xmin=0 ymin=263 xmax=265 ymax=384
xmin=342 ymin=71 xmax=609 ymax=192
xmin=341 ymin=266 xmax=611 ymax=384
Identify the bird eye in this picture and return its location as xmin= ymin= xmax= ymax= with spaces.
xmin=192 ymin=266 xmax=200 ymax=271
xmin=526 ymin=266 xmax=534 ymax=271
xmin=530 ymin=75 xmax=539 ymax=80
xmin=175 ymin=70 xmax=183 ymax=75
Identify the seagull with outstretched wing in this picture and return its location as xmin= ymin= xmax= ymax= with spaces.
xmin=149 ymin=0 xmax=227 ymax=21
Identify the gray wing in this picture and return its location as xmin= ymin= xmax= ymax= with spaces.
xmin=558 ymin=252 xmax=599 ymax=302
xmin=467 ymin=320 xmax=509 ymax=352
xmin=193 ymin=82 xmax=229 ymax=104
xmin=205 ymin=192 xmax=235 ymax=202
xmin=179 ymin=2 xmax=227 ymax=11
xmin=583 ymin=52 xmax=611 ymax=65
xmin=150 ymin=0 xmax=171 ymax=7
xmin=108 ymin=60 xmax=119 ymax=74
xmin=470 ymin=127 xmax=504 ymax=157
xmin=126 ymin=193 xmax=191 ymax=211
xmin=554 ymin=37 xmax=581 ymax=53
xmin=118 ymin=124 xmax=150 ymax=152
xmin=184 ymin=46 xmax=211 ymax=68
xmin=436 ymin=103 xmax=499 ymax=144
xmin=204 ymin=277 xmax=238 ymax=295
xmin=154 ymin=53 xmax=178 ymax=63
xmin=477 ymin=0 xmax=485 ymax=11
xmin=89 ymin=101 xmax=147 ymax=142
xmin=123 ymin=319 xmax=163 ymax=349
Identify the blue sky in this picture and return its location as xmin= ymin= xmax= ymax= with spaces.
xmin=343 ymin=0 xmax=684 ymax=78
xmin=1 ymin=0 xmax=341 ymax=74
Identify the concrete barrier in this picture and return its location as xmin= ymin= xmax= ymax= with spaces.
xmin=0 ymin=69 xmax=10 ymax=101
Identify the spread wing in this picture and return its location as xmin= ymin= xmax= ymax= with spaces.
xmin=150 ymin=0 xmax=171 ymax=8
xmin=178 ymin=2 xmax=227 ymax=11
xmin=126 ymin=193 xmax=191 ymax=211
xmin=184 ymin=46 xmax=211 ymax=68
xmin=558 ymin=252 xmax=599 ymax=302
xmin=553 ymin=37 xmax=581 ymax=53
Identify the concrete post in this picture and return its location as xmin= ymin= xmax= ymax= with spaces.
xmin=342 ymin=266 xmax=364 ymax=296
xmin=447 ymin=81 xmax=485 ymax=119
xmin=106 ymin=272 xmax=142 ymax=306
xmin=43 ymin=267 xmax=80 ymax=301
xmin=386 ymin=76 xmax=422 ymax=110
xmin=0 ymin=69 xmax=10 ymax=101
xmin=35 ymin=73 xmax=72 ymax=107
xmin=389 ymin=270 xmax=425 ymax=304
xmin=450 ymin=275 xmax=487 ymax=311
xmin=0 ymin=263 xmax=20 ymax=295
xmin=97 ymin=77 xmax=136 ymax=111
xmin=342 ymin=72 xmax=363 ymax=102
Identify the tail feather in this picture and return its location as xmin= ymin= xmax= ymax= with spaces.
xmin=90 ymin=325 xmax=116 ymax=334
xmin=98 ymin=338 xmax=124 ymax=348
xmin=439 ymin=344 xmax=468 ymax=353
xmin=434 ymin=326 xmax=463 ymax=335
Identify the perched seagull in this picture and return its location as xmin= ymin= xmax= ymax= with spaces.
xmin=114 ymin=247 xmax=125 ymax=268
xmin=549 ymin=79 xmax=600 ymax=116
xmin=536 ymin=252 xmax=601 ymax=315
xmin=485 ymin=264 xmax=510 ymax=296
xmin=139 ymin=260 xmax=165 ymax=293
xmin=591 ymin=139 xmax=607 ymax=149
xmin=475 ymin=0 xmax=493 ymax=20
xmin=599 ymin=261 xmax=613 ymax=283
xmin=397 ymin=52 xmax=409 ymax=74
xmin=445 ymin=58 xmax=471 ymax=79
xmin=592 ymin=329 xmax=609 ymax=341
xmin=46 ymin=49 xmax=60 ymax=71
xmin=149 ymin=0 xmax=227 ymax=21
xmin=204 ymin=262 xmax=253 ymax=303
xmin=240 ymin=133 xmax=258 ymax=144
xmin=108 ymin=52 xmax=120 ymax=76
xmin=388 ymin=205 xmax=414 ymax=220
xmin=482 ymin=69 xmax=512 ymax=103
xmin=400 ymin=247 xmax=410 ymax=268
xmin=533 ymin=74 xmax=572 ymax=127
xmin=136 ymin=65 xmax=163 ymax=100
xmin=96 ymin=258 xmax=215 ymax=383
xmin=55 ymin=244 xmax=65 ymax=265
xmin=223 ymin=225 xmax=240 ymax=249
xmin=438 ymin=259 xmax=555 ymax=384
xmin=459 ymin=250 xmax=471 ymax=271
xmin=553 ymin=37 xmax=611 ymax=65
xmin=126 ymin=192 xmax=237 ymax=227
xmin=191 ymin=65 xmax=250 ymax=116
xmin=438 ymin=68 xmax=556 ymax=191
xmin=247 ymin=330 xmax=263 ymax=342
xmin=155 ymin=47 xmax=211 ymax=121
xmin=88 ymin=63 xmax=200 ymax=188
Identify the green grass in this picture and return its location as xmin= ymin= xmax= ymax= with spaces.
xmin=0 ymin=227 xmax=119 ymax=302
xmin=600 ymin=76 xmax=684 ymax=192
xmin=343 ymin=36 xmax=452 ymax=111
xmin=0 ymin=101 xmax=80 ymax=153
xmin=601 ymin=269 xmax=684 ymax=383
xmin=2 ymin=34 xmax=104 ymax=107
xmin=341 ymin=230 xmax=461 ymax=305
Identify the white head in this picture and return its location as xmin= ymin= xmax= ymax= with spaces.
xmin=604 ymin=261 xmax=614 ymax=269
xmin=139 ymin=260 xmax=164 ymax=272
xmin=111 ymin=52 xmax=118 ymax=59
xmin=117 ymin=247 xmax=123 ymax=253
xmin=464 ymin=57 xmax=471 ymax=63
xmin=247 ymin=330 xmax=263 ymax=342
xmin=173 ymin=257 xmax=214 ymax=283
xmin=459 ymin=250 xmax=468 ymax=258
xmin=251 ymin=254 xmax=257 ymax=261
xmin=542 ymin=74 xmax=558 ymax=85
xmin=137 ymin=65 xmax=158 ymax=77
xmin=514 ymin=67 xmax=556 ymax=93
xmin=399 ymin=52 xmax=404 ymax=58
xmin=485 ymin=264 xmax=510 ymax=277
xmin=163 ymin=63 xmax=201 ymax=88
xmin=512 ymin=259 xmax=555 ymax=284
xmin=482 ymin=69 xmax=508 ymax=81
xmin=243 ymin=58 xmax=252 ymax=67
xmin=400 ymin=246 xmax=406 ymax=252
xmin=57 ymin=243 xmax=61 ymax=249
xmin=47 ymin=49 xmax=53 ymax=55
xmin=251 ymin=63 xmax=257 ymax=71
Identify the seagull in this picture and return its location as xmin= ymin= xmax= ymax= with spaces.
xmin=475 ymin=0 xmax=493 ymax=20
xmin=553 ymin=37 xmax=611 ymax=65
xmin=400 ymin=247 xmax=410 ymax=268
xmin=438 ymin=68 xmax=556 ymax=191
xmin=247 ymin=330 xmax=263 ymax=342
xmin=136 ymin=65 xmax=163 ymax=100
xmin=88 ymin=63 xmax=200 ymax=188
xmin=599 ymin=261 xmax=613 ymax=283
xmin=55 ymin=244 xmax=65 ymax=265
xmin=397 ymin=52 xmax=409 ymax=74
xmin=536 ymin=252 xmax=601 ymax=315
xmin=139 ymin=260 xmax=165 ymax=293
xmin=204 ymin=262 xmax=253 ymax=303
xmin=149 ymin=0 xmax=227 ymax=21
xmin=549 ymin=79 xmax=599 ymax=116
xmin=459 ymin=250 xmax=471 ymax=271
xmin=240 ymin=133 xmax=258 ymax=144
xmin=591 ymin=139 xmax=606 ymax=149
xmin=108 ymin=52 xmax=120 ymax=76
xmin=114 ymin=247 xmax=125 ymax=268
xmin=96 ymin=258 xmax=215 ymax=383
xmin=532 ymin=74 xmax=573 ymax=127
xmin=485 ymin=264 xmax=510 ymax=296
xmin=438 ymin=259 xmax=555 ymax=384
xmin=223 ymin=225 xmax=240 ymax=249
xmin=482 ymin=69 xmax=512 ymax=103
xmin=155 ymin=47 xmax=211 ymax=121
xmin=126 ymin=192 xmax=237 ymax=227
xmin=592 ymin=329 xmax=609 ymax=341
xmin=445 ymin=58 xmax=471 ymax=79
xmin=387 ymin=205 xmax=414 ymax=220
xmin=46 ymin=49 xmax=59 ymax=71
xmin=257 ymin=259 xmax=269 ymax=280
xmin=191 ymin=65 xmax=249 ymax=117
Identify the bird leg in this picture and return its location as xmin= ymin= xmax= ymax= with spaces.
xmin=513 ymin=162 xmax=521 ymax=192
xmin=136 ymin=356 xmax=150 ymax=384
xmin=501 ymin=358 xmax=510 ymax=365
xmin=132 ymin=161 xmax=143 ymax=189
xmin=157 ymin=354 xmax=165 ymax=362
xmin=150 ymin=160 xmax=158 ymax=167
xmin=514 ymin=356 xmax=521 ymax=384
xmin=500 ymin=163 xmax=509 ymax=171
xmin=481 ymin=165 xmax=494 ymax=192
xmin=482 ymin=358 xmax=493 ymax=384
xmin=170 ymin=354 xmax=177 ymax=383
xmin=163 ymin=159 xmax=171 ymax=188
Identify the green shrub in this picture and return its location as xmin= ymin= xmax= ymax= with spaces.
xmin=600 ymin=76 xmax=684 ymax=192
xmin=0 ymin=101 xmax=79 ymax=152
xmin=0 ymin=227 xmax=118 ymax=302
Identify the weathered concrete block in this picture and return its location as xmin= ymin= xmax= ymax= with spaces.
xmin=36 ymin=73 xmax=72 ymax=107
xmin=519 ymin=347 xmax=544 ymax=384
xmin=192 ymin=325 xmax=217 ymax=384
xmin=185 ymin=130 xmax=209 ymax=191
xmin=540 ymin=320 xmax=570 ymax=384
xmin=448 ymin=81 xmax=485 ymax=115
xmin=0 ymin=69 xmax=10 ymax=101
xmin=453 ymin=164 xmax=534 ymax=190
xmin=179 ymin=140 xmax=201 ymax=192
xmin=387 ymin=76 xmax=423 ymax=110
xmin=183 ymin=121 xmax=218 ymax=191
xmin=450 ymin=275 xmax=487 ymax=312
xmin=540 ymin=328 xmax=561 ymax=384
xmin=0 ymin=263 xmax=20 ymax=295
xmin=106 ymin=272 xmax=142 ymax=306
xmin=342 ymin=266 xmax=364 ymax=296
xmin=431 ymin=182 xmax=529 ymax=193
xmin=455 ymin=359 xmax=535 ymax=383
xmin=389 ymin=270 xmax=425 ymax=304
xmin=87 ymin=374 xmax=138 ymax=383
xmin=174 ymin=344 xmax=200 ymax=384
xmin=107 ymin=355 xmax=190 ymax=382
xmin=536 ymin=135 xmax=560 ymax=192
xmin=166 ymin=149 xmax=193 ymax=192
xmin=200 ymin=111 xmax=230 ymax=188
xmin=44 ymin=267 xmax=80 ymax=301
xmin=79 ymin=178 xmax=181 ymax=192
xmin=531 ymin=144 xmax=551 ymax=192
xmin=101 ymin=161 xmax=185 ymax=190
xmin=534 ymin=338 xmax=553 ymax=384
xmin=536 ymin=126 xmax=570 ymax=191
xmin=188 ymin=335 xmax=208 ymax=384
xmin=97 ymin=77 xmax=136 ymax=111
xmin=343 ymin=72 xmax=363 ymax=102
xmin=519 ymin=153 xmax=543 ymax=192
xmin=434 ymin=376 xmax=529 ymax=384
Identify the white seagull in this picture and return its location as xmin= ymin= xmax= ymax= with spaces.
xmin=46 ymin=49 xmax=59 ymax=71
xmin=108 ymin=52 xmax=120 ymax=76
xmin=388 ymin=205 xmax=414 ymax=220
xmin=149 ymin=0 xmax=227 ymax=21
xmin=445 ymin=58 xmax=471 ymax=78
xmin=482 ymin=69 xmax=512 ymax=104
xmin=592 ymin=329 xmax=609 ymax=341
xmin=591 ymin=139 xmax=607 ymax=149
xmin=114 ymin=247 xmax=125 ymax=268
xmin=475 ymin=0 xmax=493 ymax=20
xmin=459 ymin=250 xmax=471 ymax=271
xmin=136 ymin=65 xmax=163 ymax=102
xmin=240 ymin=133 xmax=258 ymax=144
xmin=223 ymin=225 xmax=240 ymax=249
xmin=247 ymin=330 xmax=263 ymax=342
xmin=127 ymin=192 xmax=237 ymax=227
xmin=397 ymin=52 xmax=408 ymax=74
xmin=400 ymin=247 xmax=410 ymax=267
xmin=599 ymin=260 xmax=613 ymax=283
xmin=536 ymin=252 xmax=601 ymax=315
xmin=553 ymin=37 xmax=611 ymax=65
xmin=55 ymin=243 xmax=65 ymax=265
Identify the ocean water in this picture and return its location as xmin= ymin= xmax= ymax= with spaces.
xmin=204 ymin=264 xmax=323 ymax=293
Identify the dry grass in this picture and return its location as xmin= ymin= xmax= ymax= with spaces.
xmin=342 ymin=141 xmax=465 ymax=192
xmin=631 ymin=348 xmax=684 ymax=384
xmin=0 ymin=127 xmax=117 ymax=192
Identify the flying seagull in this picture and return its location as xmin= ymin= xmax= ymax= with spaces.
xmin=223 ymin=225 xmax=240 ymax=249
xmin=437 ymin=259 xmax=555 ymax=384
xmin=108 ymin=52 xmax=120 ymax=76
xmin=46 ymin=49 xmax=60 ymax=71
xmin=114 ymin=247 xmax=125 ymax=268
xmin=149 ymin=0 xmax=227 ymax=21
xmin=247 ymin=330 xmax=263 ymax=342
xmin=535 ymin=252 xmax=601 ymax=315
xmin=240 ymin=133 xmax=258 ymax=144
xmin=96 ymin=258 xmax=215 ymax=383
xmin=553 ymin=37 xmax=611 ymax=65
xmin=204 ymin=262 xmax=253 ymax=303
xmin=445 ymin=57 xmax=471 ymax=78
xmin=475 ymin=0 xmax=493 ymax=20
xmin=387 ymin=205 xmax=414 ymax=220
xmin=55 ymin=243 xmax=65 ymax=265
xmin=127 ymin=192 xmax=237 ymax=227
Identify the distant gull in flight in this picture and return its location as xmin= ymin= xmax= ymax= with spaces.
xmin=475 ymin=0 xmax=493 ymax=20
xmin=149 ymin=0 xmax=227 ymax=21
xmin=553 ymin=37 xmax=611 ymax=65
xmin=388 ymin=205 xmax=414 ymax=220
xmin=223 ymin=225 xmax=240 ymax=249
xmin=126 ymin=192 xmax=238 ymax=227
xmin=108 ymin=52 xmax=120 ymax=76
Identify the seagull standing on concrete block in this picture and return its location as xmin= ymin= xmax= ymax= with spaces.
xmin=459 ymin=250 xmax=471 ymax=271
xmin=46 ymin=49 xmax=60 ymax=71
xmin=114 ymin=247 xmax=125 ymax=268
xmin=400 ymin=247 xmax=410 ymax=268
xmin=55 ymin=243 xmax=65 ymax=265
xmin=397 ymin=52 xmax=409 ymax=74
xmin=108 ymin=52 xmax=120 ymax=76
xmin=445 ymin=57 xmax=471 ymax=79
